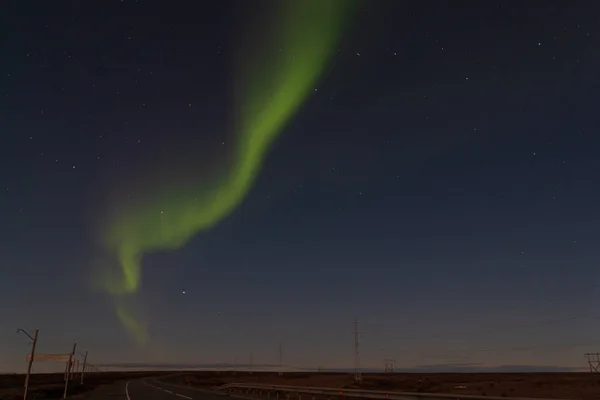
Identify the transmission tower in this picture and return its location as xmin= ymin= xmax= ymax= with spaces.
xmin=384 ymin=359 xmax=395 ymax=373
xmin=353 ymin=317 xmax=362 ymax=383
xmin=278 ymin=341 xmax=283 ymax=376
xmin=585 ymin=353 xmax=600 ymax=372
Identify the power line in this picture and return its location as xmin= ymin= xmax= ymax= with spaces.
xmin=381 ymin=315 xmax=599 ymax=342
xmin=386 ymin=338 xmax=600 ymax=361
xmin=361 ymin=282 xmax=600 ymax=345
xmin=357 ymin=314 xmax=599 ymax=365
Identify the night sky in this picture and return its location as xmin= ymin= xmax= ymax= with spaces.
xmin=2 ymin=1 xmax=600 ymax=373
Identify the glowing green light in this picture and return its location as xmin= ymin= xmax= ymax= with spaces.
xmin=97 ymin=0 xmax=357 ymax=342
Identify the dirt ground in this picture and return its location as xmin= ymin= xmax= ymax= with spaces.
xmin=165 ymin=371 xmax=600 ymax=400
xmin=1 ymin=371 xmax=599 ymax=400
xmin=0 ymin=371 xmax=166 ymax=400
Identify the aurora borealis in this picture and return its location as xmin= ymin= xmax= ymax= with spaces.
xmin=96 ymin=0 xmax=358 ymax=342
xmin=4 ymin=0 xmax=600 ymax=373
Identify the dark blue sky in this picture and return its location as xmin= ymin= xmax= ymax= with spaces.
xmin=2 ymin=1 xmax=600 ymax=372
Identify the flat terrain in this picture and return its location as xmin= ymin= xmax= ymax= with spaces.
xmin=163 ymin=371 xmax=600 ymax=399
xmin=0 ymin=371 xmax=167 ymax=400
xmin=2 ymin=371 xmax=600 ymax=400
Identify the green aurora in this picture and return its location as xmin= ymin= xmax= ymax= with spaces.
xmin=96 ymin=0 xmax=357 ymax=344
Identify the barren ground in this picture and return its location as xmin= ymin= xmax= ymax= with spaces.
xmin=1 ymin=371 xmax=599 ymax=400
xmin=0 ymin=371 xmax=165 ymax=400
xmin=164 ymin=371 xmax=600 ymax=400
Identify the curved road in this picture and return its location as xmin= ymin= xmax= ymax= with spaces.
xmin=86 ymin=379 xmax=230 ymax=400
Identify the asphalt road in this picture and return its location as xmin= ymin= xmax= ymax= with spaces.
xmin=85 ymin=378 xmax=231 ymax=400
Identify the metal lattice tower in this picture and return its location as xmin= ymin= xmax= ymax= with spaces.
xmin=585 ymin=353 xmax=600 ymax=372
xmin=278 ymin=342 xmax=283 ymax=376
xmin=384 ymin=359 xmax=395 ymax=373
xmin=353 ymin=318 xmax=362 ymax=383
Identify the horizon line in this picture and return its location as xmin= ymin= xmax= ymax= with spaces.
xmin=89 ymin=362 xmax=587 ymax=373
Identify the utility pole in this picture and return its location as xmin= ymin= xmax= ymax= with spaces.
xmin=80 ymin=351 xmax=88 ymax=384
xmin=585 ymin=353 xmax=600 ymax=372
xmin=63 ymin=342 xmax=76 ymax=400
xmin=69 ymin=358 xmax=75 ymax=380
xmin=74 ymin=359 xmax=79 ymax=379
xmin=353 ymin=317 xmax=362 ymax=383
xmin=18 ymin=328 xmax=38 ymax=400
xmin=278 ymin=342 xmax=283 ymax=376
